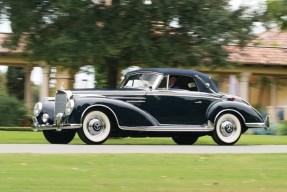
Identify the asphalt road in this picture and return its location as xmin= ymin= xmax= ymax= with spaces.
xmin=0 ymin=144 xmax=287 ymax=154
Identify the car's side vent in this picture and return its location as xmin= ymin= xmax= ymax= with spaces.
xmin=54 ymin=92 xmax=67 ymax=122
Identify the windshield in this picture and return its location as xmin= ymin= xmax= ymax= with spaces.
xmin=120 ymin=73 xmax=160 ymax=89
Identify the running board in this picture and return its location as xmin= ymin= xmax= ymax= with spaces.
xmin=119 ymin=123 xmax=214 ymax=132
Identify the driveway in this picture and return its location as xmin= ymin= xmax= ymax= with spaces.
xmin=0 ymin=144 xmax=287 ymax=154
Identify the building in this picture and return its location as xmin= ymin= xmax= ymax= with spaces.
xmin=199 ymin=28 xmax=287 ymax=122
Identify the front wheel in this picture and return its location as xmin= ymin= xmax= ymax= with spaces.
xmin=43 ymin=130 xmax=76 ymax=144
xmin=212 ymin=113 xmax=242 ymax=145
xmin=78 ymin=110 xmax=112 ymax=145
xmin=172 ymin=135 xmax=198 ymax=145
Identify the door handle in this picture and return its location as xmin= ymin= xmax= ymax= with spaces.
xmin=195 ymin=101 xmax=202 ymax=104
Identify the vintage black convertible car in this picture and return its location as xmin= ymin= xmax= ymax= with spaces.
xmin=32 ymin=68 xmax=269 ymax=145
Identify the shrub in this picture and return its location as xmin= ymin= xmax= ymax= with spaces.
xmin=250 ymin=124 xmax=276 ymax=135
xmin=0 ymin=95 xmax=27 ymax=126
xmin=276 ymin=121 xmax=287 ymax=135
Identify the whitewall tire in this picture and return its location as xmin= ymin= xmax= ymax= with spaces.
xmin=78 ymin=111 xmax=111 ymax=144
xmin=212 ymin=113 xmax=242 ymax=145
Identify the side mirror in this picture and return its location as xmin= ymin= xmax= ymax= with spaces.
xmin=205 ymin=83 xmax=210 ymax=89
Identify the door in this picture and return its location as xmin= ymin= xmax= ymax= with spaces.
xmin=141 ymin=90 xmax=216 ymax=125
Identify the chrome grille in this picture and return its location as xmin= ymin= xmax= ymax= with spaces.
xmin=54 ymin=92 xmax=67 ymax=122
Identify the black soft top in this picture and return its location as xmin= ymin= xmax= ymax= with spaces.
xmin=129 ymin=68 xmax=219 ymax=93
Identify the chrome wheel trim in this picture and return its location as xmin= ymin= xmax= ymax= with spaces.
xmin=88 ymin=118 xmax=105 ymax=136
xmin=220 ymin=120 xmax=235 ymax=137
xmin=83 ymin=111 xmax=111 ymax=143
xmin=216 ymin=114 xmax=241 ymax=144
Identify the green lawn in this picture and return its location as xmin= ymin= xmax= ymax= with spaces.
xmin=0 ymin=154 xmax=287 ymax=192
xmin=1 ymin=130 xmax=287 ymax=192
xmin=0 ymin=130 xmax=287 ymax=145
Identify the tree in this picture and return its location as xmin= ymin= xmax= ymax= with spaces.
xmin=0 ymin=72 xmax=7 ymax=96
xmin=0 ymin=95 xmax=27 ymax=126
xmin=266 ymin=0 xmax=287 ymax=29
xmin=6 ymin=66 xmax=25 ymax=100
xmin=0 ymin=0 xmax=260 ymax=88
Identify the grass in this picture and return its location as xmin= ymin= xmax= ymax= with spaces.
xmin=0 ymin=154 xmax=287 ymax=192
xmin=1 ymin=130 xmax=287 ymax=191
xmin=1 ymin=130 xmax=287 ymax=145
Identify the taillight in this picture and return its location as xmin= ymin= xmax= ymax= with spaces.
xmin=227 ymin=96 xmax=235 ymax=101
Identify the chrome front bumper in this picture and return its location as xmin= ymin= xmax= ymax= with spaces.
xmin=32 ymin=113 xmax=82 ymax=132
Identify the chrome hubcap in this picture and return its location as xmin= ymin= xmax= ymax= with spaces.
xmin=88 ymin=118 xmax=105 ymax=136
xmin=220 ymin=120 xmax=235 ymax=137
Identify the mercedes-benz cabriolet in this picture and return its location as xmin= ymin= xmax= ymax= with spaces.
xmin=32 ymin=68 xmax=269 ymax=145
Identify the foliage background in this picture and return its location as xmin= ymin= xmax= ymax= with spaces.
xmin=0 ymin=71 xmax=27 ymax=126
xmin=0 ymin=0 xmax=261 ymax=87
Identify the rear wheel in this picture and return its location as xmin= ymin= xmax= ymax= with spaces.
xmin=172 ymin=135 xmax=198 ymax=145
xmin=78 ymin=110 xmax=112 ymax=145
xmin=212 ymin=113 xmax=242 ymax=145
xmin=43 ymin=130 xmax=76 ymax=144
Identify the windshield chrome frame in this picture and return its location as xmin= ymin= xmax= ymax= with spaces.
xmin=120 ymin=72 xmax=163 ymax=90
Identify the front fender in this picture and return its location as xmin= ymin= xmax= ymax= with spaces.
xmin=207 ymin=100 xmax=264 ymax=125
xmin=70 ymin=97 xmax=158 ymax=127
xmin=35 ymin=99 xmax=55 ymax=125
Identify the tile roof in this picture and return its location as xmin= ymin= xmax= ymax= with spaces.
xmin=226 ymin=45 xmax=287 ymax=66
xmin=227 ymin=28 xmax=287 ymax=66
xmin=252 ymin=28 xmax=287 ymax=47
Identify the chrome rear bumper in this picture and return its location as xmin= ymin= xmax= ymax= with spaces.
xmin=245 ymin=115 xmax=270 ymax=129
xmin=264 ymin=115 xmax=270 ymax=129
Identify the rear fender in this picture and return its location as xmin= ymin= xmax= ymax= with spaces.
xmin=207 ymin=101 xmax=264 ymax=125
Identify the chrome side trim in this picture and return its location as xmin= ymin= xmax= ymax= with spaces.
xmin=119 ymin=124 xmax=214 ymax=132
xmin=108 ymin=96 xmax=146 ymax=103
xmin=108 ymin=96 xmax=146 ymax=100
xmin=148 ymin=91 xmax=220 ymax=100
xmin=73 ymin=94 xmax=105 ymax=98
xmin=126 ymin=100 xmax=145 ymax=103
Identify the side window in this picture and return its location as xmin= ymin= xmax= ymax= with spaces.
xmin=157 ymin=76 xmax=168 ymax=89
xmin=156 ymin=75 xmax=198 ymax=91
xmin=187 ymin=81 xmax=198 ymax=91
xmin=176 ymin=76 xmax=198 ymax=91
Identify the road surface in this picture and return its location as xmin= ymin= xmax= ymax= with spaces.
xmin=0 ymin=144 xmax=287 ymax=154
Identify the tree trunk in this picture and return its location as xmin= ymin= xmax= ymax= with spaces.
xmin=106 ymin=57 xmax=119 ymax=88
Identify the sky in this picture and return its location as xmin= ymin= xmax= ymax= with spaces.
xmin=0 ymin=0 xmax=266 ymax=86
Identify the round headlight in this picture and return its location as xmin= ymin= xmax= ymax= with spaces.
xmin=42 ymin=113 xmax=49 ymax=123
xmin=65 ymin=100 xmax=74 ymax=115
xmin=33 ymin=102 xmax=42 ymax=116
